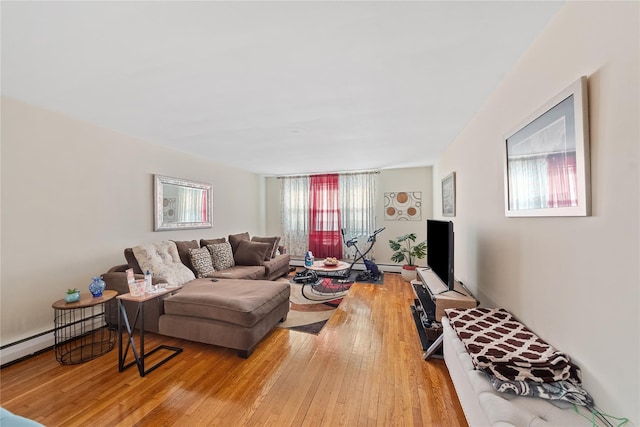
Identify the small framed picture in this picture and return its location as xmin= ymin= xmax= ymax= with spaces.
xmin=442 ymin=172 xmax=456 ymax=217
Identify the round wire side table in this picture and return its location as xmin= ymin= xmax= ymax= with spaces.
xmin=51 ymin=290 xmax=117 ymax=364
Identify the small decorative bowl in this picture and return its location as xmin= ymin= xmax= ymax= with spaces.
xmin=65 ymin=291 xmax=80 ymax=303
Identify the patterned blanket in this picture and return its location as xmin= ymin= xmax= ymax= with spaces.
xmin=445 ymin=307 xmax=581 ymax=384
xmin=488 ymin=375 xmax=593 ymax=407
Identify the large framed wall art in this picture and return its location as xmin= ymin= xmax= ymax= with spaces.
xmin=503 ymin=76 xmax=590 ymax=217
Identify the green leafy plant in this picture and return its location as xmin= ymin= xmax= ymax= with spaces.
xmin=388 ymin=233 xmax=427 ymax=266
xmin=66 ymin=288 xmax=80 ymax=295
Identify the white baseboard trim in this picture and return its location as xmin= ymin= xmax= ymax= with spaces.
xmin=0 ymin=333 xmax=54 ymax=366
xmin=1 ymin=311 xmax=108 ymax=366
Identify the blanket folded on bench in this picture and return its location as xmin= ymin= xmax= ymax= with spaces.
xmin=445 ymin=307 xmax=581 ymax=384
xmin=487 ymin=375 xmax=593 ymax=407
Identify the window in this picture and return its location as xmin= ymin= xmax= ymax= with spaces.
xmin=280 ymin=172 xmax=377 ymax=259
xmin=309 ymin=174 xmax=341 ymax=258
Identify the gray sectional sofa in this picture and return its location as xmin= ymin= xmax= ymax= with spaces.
xmin=103 ymin=232 xmax=291 ymax=357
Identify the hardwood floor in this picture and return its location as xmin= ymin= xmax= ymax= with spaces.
xmin=0 ymin=273 xmax=467 ymax=426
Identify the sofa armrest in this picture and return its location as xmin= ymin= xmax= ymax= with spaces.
xmin=102 ymin=271 xmax=133 ymax=294
xmin=264 ymin=253 xmax=291 ymax=280
xmin=107 ymin=264 xmax=130 ymax=273
xmin=102 ymin=268 xmax=164 ymax=294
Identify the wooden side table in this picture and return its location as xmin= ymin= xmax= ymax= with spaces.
xmin=117 ymin=287 xmax=183 ymax=377
xmin=51 ymin=290 xmax=118 ymax=364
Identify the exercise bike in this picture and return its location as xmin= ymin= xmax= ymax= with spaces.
xmin=340 ymin=227 xmax=385 ymax=282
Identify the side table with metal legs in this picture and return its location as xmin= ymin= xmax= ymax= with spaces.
xmin=117 ymin=289 xmax=183 ymax=377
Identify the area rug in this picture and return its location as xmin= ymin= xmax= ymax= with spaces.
xmin=277 ymin=272 xmax=384 ymax=334
xmin=344 ymin=270 xmax=385 ymax=285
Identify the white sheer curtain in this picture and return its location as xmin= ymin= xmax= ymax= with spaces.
xmin=339 ymin=172 xmax=378 ymax=261
xmin=508 ymin=156 xmax=548 ymax=210
xmin=280 ymin=176 xmax=310 ymax=257
xmin=280 ymin=172 xmax=377 ymax=260
xmin=177 ymin=188 xmax=205 ymax=222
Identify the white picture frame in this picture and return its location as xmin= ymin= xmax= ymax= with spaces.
xmin=154 ymin=175 xmax=213 ymax=231
xmin=503 ymin=76 xmax=590 ymax=217
xmin=442 ymin=172 xmax=456 ymax=217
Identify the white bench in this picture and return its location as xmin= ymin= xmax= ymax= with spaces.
xmin=442 ymin=317 xmax=595 ymax=426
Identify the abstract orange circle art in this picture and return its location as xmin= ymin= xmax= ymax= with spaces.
xmin=384 ymin=191 xmax=422 ymax=221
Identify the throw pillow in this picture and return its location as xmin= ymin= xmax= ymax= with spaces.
xmin=234 ymin=240 xmax=272 ymax=266
xmin=132 ymin=241 xmax=196 ymax=286
xmin=189 ymin=247 xmax=215 ymax=278
xmin=228 ymin=232 xmax=250 ymax=253
xmin=200 ymin=237 xmax=226 ymax=248
xmin=124 ymin=248 xmax=144 ymax=274
xmin=207 ymin=242 xmax=235 ymax=271
xmin=251 ymin=236 xmax=281 ymax=260
xmin=172 ymin=240 xmax=200 ymax=275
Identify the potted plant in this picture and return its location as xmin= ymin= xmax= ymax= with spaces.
xmin=65 ymin=288 xmax=81 ymax=303
xmin=388 ymin=233 xmax=427 ymax=281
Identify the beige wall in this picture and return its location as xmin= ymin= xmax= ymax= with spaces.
xmin=264 ymin=176 xmax=282 ymax=238
xmin=434 ymin=2 xmax=639 ymax=423
xmin=0 ymin=97 xmax=263 ymax=356
xmin=265 ymin=166 xmax=433 ymax=266
xmin=377 ymin=167 xmax=432 ymax=265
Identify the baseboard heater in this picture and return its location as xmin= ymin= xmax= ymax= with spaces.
xmin=1 ymin=314 xmax=108 ymax=367
xmin=0 ymin=330 xmax=55 ymax=368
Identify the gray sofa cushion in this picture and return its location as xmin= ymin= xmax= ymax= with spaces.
xmin=263 ymin=254 xmax=291 ymax=279
xmin=251 ymin=236 xmax=281 ymax=260
xmin=200 ymin=237 xmax=226 ymax=247
xmin=234 ymin=240 xmax=271 ymax=266
xmin=209 ymin=265 xmax=266 ymax=280
xmin=124 ymin=248 xmax=144 ymax=274
xmin=173 ymin=240 xmax=200 ymax=275
xmin=163 ymin=279 xmax=290 ymax=328
xmin=228 ymin=232 xmax=250 ymax=253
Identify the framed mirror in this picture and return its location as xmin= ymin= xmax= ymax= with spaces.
xmin=154 ymin=175 xmax=212 ymax=231
xmin=503 ymin=76 xmax=590 ymax=217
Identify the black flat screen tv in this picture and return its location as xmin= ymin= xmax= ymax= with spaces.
xmin=426 ymin=219 xmax=454 ymax=291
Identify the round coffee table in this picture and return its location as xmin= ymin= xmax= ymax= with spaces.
xmin=305 ymin=260 xmax=350 ymax=277
xmin=301 ymin=261 xmax=353 ymax=301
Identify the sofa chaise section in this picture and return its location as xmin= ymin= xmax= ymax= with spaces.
xmin=159 ymin=278 xmax=290 ymax=358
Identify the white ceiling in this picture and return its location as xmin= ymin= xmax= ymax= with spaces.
xmin=1 ymin=1 xmax=563 ymax=176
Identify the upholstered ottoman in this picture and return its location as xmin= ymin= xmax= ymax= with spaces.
xmin=159 ymin=278 xmax=290 ymax=358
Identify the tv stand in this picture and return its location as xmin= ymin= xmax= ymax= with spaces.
xmin=433 ymin=287 xmax=467 ymax=297
xmin=411 ymin=268 xmax=478 ymax=360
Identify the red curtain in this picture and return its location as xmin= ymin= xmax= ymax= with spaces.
xmin=202 ymin=191 xmax=208 ymax=220
xmin=547 ymin=152 xmax=578 ymax=207
xmin=308 ymin=174 xmax=343 ymax=259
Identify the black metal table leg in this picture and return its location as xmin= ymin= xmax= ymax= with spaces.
xmin=117 ymin=293 xmax=182 ymax=377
